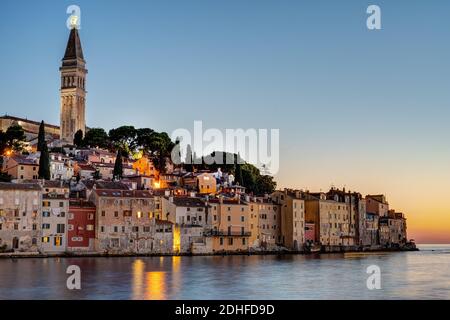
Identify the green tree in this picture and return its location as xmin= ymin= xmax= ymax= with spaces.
xmin=83 ymin=128 xmax=109 ymax=149
xmin=255 ymin=174 xmax=277 ymax=195
xmin=109 ymin=126 xmax=138 ymax=154
xmin=136 ymin=128 xmax=155 ymax=149
xmin=38 ymin=143 xmax=51 ymax=180
xmin=37 ymin=121 xmax=46 ymax=152
xmin=6 ymin=125 xmax=26 ymax=152
xmin=0 ymin=130 xmax=7 ymax=155
xmin=0 ymin=172 xmax=12 ymax=182
xmin=150 ymin=132 xmax=175 ymax=175
xmin=73 ymin=129 xmax=83 ymax=147
xmin=113 ymin=149 xmax=123 ymax=180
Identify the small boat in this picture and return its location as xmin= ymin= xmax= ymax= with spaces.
xmin=309 ymin=244 xmax=321 ymax=253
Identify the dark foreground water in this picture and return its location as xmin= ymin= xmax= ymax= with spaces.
xmin=0 ymin=244 xmax=449 ymax=299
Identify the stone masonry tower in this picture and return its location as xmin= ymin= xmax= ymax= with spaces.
xmin=60 ymin=26 xmax=87 ymax=143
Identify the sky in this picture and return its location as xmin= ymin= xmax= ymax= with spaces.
xmin=1 ymin=0 xmax=449 ymax=243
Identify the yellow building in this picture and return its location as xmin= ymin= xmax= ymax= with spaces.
xmin=206 ymin=197 xmax=250 ymax=253
xmin=271 ymin=190 xmax=305 ymax=251
xmin=245 ymin=196 xmax=281 ymax=249
xmin=197 ymin=172 xmax=217 ymax=195
xmin=304 ymin=192 xmax=355 ymax=248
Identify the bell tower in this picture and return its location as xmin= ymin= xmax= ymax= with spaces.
xmin=60 ymin=24 xmax=87 ymax=143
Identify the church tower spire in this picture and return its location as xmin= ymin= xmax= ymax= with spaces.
xmin=60 ymin=25 xmax=87 ymax=143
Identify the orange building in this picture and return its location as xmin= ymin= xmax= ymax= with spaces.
xmin=2 ymin=155 xmax=39 ymax=180
xmin=132 ymin=156 xmax=158 ymax=177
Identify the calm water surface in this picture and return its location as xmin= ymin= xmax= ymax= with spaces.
xmin=1 ymin=244 xmax=449 ymax=299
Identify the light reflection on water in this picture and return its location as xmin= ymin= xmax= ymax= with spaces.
xmin=0 ymin=245 xmax=449 ymax=300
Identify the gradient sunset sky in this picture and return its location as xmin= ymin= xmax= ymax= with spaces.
xmin=1 ymin=1 xmax=449 ymax=243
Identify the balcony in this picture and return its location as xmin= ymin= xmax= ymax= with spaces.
xmin=205 ymin=230 xmax=251 ymax=237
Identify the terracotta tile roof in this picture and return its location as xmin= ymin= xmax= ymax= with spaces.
xmin=94 ymin=189 xmax=153 ymax=198
xmin=165 ymin=196 xmax=206 ymax=207
xmin=0 ymin=182 xmax=41 ymax=191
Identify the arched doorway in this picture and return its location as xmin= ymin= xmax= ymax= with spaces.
xmin=12 ymin=237 xmax=19 ymax=249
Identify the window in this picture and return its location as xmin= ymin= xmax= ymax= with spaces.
xmin=43 ymin=211 xmax=50 ymax=217
xmin=241 ymin=216 xmax=244 ymax=222
xmin=32 ymin=238 xmax=37 ymax=245
xmin=101 ymin=211 xmax=106 ymax=217
xmin=14 ymin=223 xmax=18 ymax=230
xmin=114 ymin=226 xmax=119 ymax=233
xmin=198 ymin=216 xmax=202 ymax=222
xmin=0 ymin=224 xmax=2 ymax=230
xmin=114 ymin=211 xmax=119 ymax=217
xmin=214 ymin=215 xmax=217 ymax=221
xmin=137 ymin=211 xmax=142 ymax=219
xmin=132 ymin=226 xmax=139 ymax=232
xmin=42 ymin=223 xmax=50 ymax=229
xmin=100 ymin=226 xmax=105 ymax=233
xmin=228 ymin=238 xmax=233 ymax=245
xmin=57 ymin=224 xmax=65 ymax=233
xmin=59 ymin=212 xmax=66 ymax=218
xmin=242 ymin=238 xmax=246 ymax=245
xmin=54 ymin=236 xmax=62 ymax=246
xmin=86 ymin=225 xmax=94 ymax=231
xmin=143 ymin=226 xmax=150 ymax=233
xmin=59 ymin=202 xmax=64 ymax=208
xmin=22 ymin=211 xmax=26 ymax=217
xmin=187 ymin=215 xmax=191 ymax=222
xmin=227 ymin=216 xmax=231 ymax=222
xmin=220 ymin=238 xmax=224 ymax=246
xmin=32 ymin=224 xmax=37 ymax=231
xmin=42 ymin=236 xmax=50 ymax=243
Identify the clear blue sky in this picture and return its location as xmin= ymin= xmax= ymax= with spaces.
xmin=1 ymin=1 xmax=450 ymax=241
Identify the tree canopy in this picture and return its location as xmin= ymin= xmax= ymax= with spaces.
xmin=73 ymin=129 xmax=83 ymax=147
xmin=82 ymin=128 xmax=110 ymax=149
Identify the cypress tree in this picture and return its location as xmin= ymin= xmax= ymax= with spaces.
xmin=38 ymin=143 xmax=51 ymax=180
xmin=113 ymin=149 xmax=123 ymax=180
xmin=235 ymin=153 xmax=244 ymax=186
xmin=185 ymin=144 xmax=193 ymax=172
xmin=37 ymin=121 xmax=45 ymax=152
